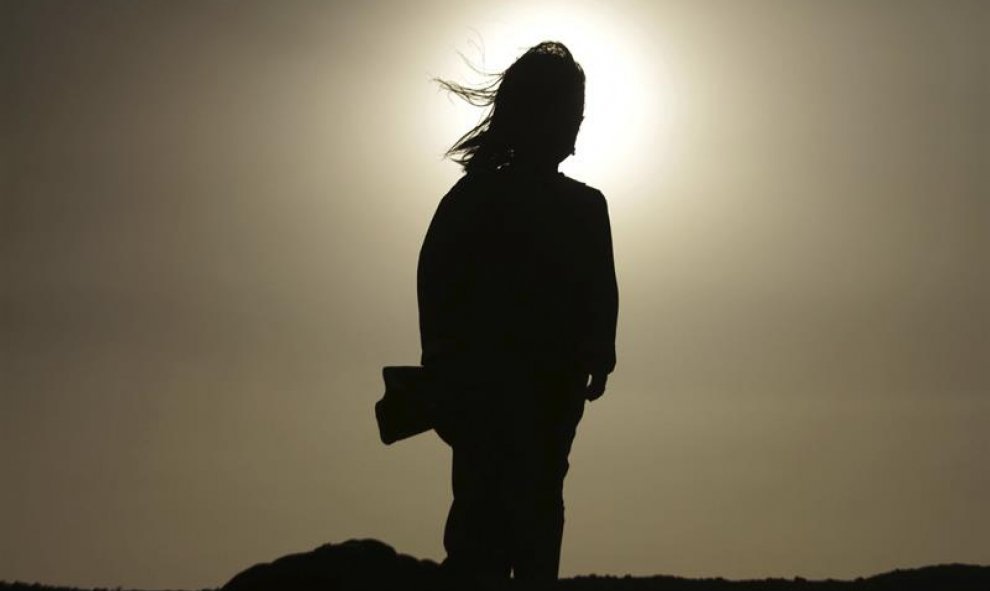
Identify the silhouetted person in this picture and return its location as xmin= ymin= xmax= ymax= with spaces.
xmin=419 ymin=41 xmax=617 ymax=588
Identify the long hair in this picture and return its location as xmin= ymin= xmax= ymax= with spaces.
xmin=436 ymin=41 xmax=586 ymax=172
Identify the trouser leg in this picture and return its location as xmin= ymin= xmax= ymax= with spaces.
xmin=442 ymin=435 xmax=511 ymax=584
xmin=508 ymin=375 xmax=586 ymax=583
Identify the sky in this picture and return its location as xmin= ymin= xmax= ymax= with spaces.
xmin=1 ymin=0 xmax=988 ymax=588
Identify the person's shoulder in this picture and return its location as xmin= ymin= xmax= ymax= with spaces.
xmin=433 ymin=170 xmax=498 ymax=222
xmin=557 ymin=173 xmax=607 ymax=208
xmin=439 ymin=171 xmax=483 ymax=204
xmin=444 ymin=170 xmax=499 ymax=200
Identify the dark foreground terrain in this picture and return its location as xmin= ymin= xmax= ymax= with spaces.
xmin=3 ymin=539 xmax=988 ymax=591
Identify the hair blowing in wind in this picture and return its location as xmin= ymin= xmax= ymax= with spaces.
xmin=436 ymin=41 xmax=586 ymax=172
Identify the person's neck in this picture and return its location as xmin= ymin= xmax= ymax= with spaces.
xmin=510 ymin=156 xmax=560 ymax=175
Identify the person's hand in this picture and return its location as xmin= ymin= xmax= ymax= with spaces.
xmin=585 ymin=373 xmax=607 ymax=401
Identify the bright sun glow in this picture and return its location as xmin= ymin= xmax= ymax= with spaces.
xmin=431 ymin=1 xmax=676 ymax=198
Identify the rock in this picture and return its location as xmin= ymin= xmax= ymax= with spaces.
xmin=222 ymin=539 xmax=442 ymax=591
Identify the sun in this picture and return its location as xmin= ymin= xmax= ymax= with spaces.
xmin=432 ymin=1 xmax=676 ymax=199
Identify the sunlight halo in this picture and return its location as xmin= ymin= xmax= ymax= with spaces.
xmin=428 ymin=1 xmax=676 ymax=201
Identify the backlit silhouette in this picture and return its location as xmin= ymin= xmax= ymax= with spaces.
xmin=419 ymin=41 xmax=619 ymax=587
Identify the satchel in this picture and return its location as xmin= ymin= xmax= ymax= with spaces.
xmin=375 ymin=366 xmax=439 ymax=445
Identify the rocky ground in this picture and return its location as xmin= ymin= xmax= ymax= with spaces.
xmin=3 ymin=539 xmax=988 ymax=591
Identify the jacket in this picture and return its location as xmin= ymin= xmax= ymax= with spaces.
xmin=417 ymin=167 xmax=618 ymax=379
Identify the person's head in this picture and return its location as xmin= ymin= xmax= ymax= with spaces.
xmin=438 ymin=41 xmax=585 ymax=172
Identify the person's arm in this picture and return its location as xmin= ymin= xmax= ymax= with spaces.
xmin=584 ymin=191 xmax=618 ymax=400
xmin=417 ymin=177 xmax=478 ymax=371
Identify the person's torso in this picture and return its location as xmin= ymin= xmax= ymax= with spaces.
xmin=456 ymin=168 xmax=602 ymax=370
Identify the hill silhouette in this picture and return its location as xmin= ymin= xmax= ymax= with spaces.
xmin=2 ymin=538 xmax=988 ymax=591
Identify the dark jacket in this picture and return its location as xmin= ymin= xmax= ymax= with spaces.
xmin=417 ymin=168 xmax=618 ymax=380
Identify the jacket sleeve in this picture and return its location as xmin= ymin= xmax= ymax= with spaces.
xmin=584 ymin=191 xmax=618 ymax=375
xmin=417 ymin=178 xmax=478 ymax=369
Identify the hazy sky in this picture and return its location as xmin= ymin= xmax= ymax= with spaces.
xmin=2 ymin=0 xmax=988 ymax=588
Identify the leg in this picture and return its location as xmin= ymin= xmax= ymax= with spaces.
xmin=442 ymin=429 xmax=512 ymax=585
xmin=506 ymin=373 xmax=586 ymax=583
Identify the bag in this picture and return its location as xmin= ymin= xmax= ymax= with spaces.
xmin=375 ymin=366 xmax=439 ymax=445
